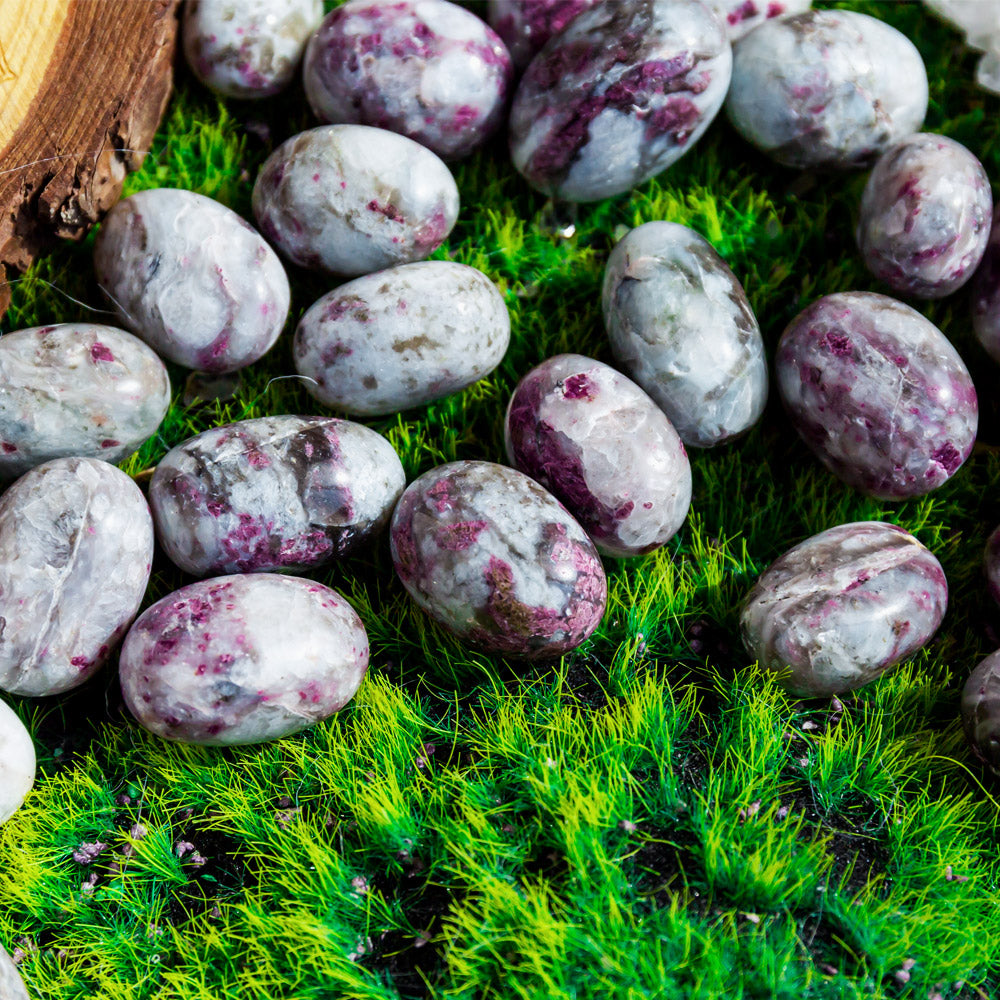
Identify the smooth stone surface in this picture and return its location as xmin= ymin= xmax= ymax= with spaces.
xmin=707 ymin=0 xmax=811 ymax=41
xmin=487 ymin=0 xmax=596 ymax=70
xmin=252 ymin=125 xmax=459 ymax=276
xmin=183 ymin=0 xmax=323 ymax=99
xmin=726 ymin=9 xmax=928 ymax=169
xmin=505 ymin=354 xmax=692 ymax=557
xmin=857 ymin=134 xmax=992 ymax=300
xmin=95 ymin=188 xmax=290 ymax=373
xmin=0 ymin=699 xmax=35 ymax=825
xmin=295 ymin=261 xmax=510 ymax=416
xmin=776 ymin=292 xmax=978 ymax=499
xmin=741 ymin=521 xmax=948 ymax=697
xmin=0 ymin=945 xmax=28 ymax=1000
xmin=391 ymin=461 xmax=606 ymax=658
xmin=304 ymin=0 xmax=512 ymax=160
xmin=602 ymin=221 xmax=768 ymax=448
xmin=0 ymin=458 xmax=153 ymax=698
xmin=962 ymin=649 xmax=1000 ymax=775
xmin=984 ymin=524 xmax=1000 ymax=607
xmin=971 ymin=205 xmax=1000 ymax=365
xmin=150 ymin=415 xmax=405 ymax=576
xmin=509 ymin=0 xmax=732 ymax=202
xmin=120 ymin=574 xmax=369 ymax=746
xmin=0 ymin=323 xmax=170 ymax=480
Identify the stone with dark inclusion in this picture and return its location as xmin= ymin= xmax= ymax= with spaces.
xmin=119 ymin=574 xmax=369 ymax=746
xmin=726 ymin=9 xmax=928 ymax=170
xmin=390 ymin=461 xmax=607 ymax=658
xmin=0 ymin=699 xmax=34 ymax=825
xmin=487 ymin=0 xmax=596 ymax=70
xmin=508 ymin=0 xmax=732 ymax=202
xmin=0 ymin=944 xmax=28 ymax=1000
xmin=971 ymin=206 xmax=1000 ymax=365
xmin=962 ymin=650 xmax=1000 ymax=775
xmin=149 ymin=415 xmax=405 ymax=577
xmin=602 ymin=221 xmax=768 ymax=448
xmin=857 ymin=134 xmax=992 ymax=300
xmin=303 ymin=0 xmax=512 ymax=160
xmin=741 ymin=521 xmax=948 ymax=697
xmin=505 ymin=354 xmax=691 ymax=557
xmin=776 ymin=292 xmax=978 ymax=500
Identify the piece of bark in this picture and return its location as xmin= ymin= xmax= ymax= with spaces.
xmin=0 ymin=0 xmax=180 ymax=318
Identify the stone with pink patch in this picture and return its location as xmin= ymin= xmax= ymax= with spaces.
xmin=487 ymin=0 xmax=596 ymax=71
xmin=705 ymin=0 xmax=810 ymax=41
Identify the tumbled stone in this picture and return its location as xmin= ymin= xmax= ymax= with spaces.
xmin=252 ymin=125 xmax=459 ymax=276
xmin=741 ymin=521 xmax=948 ymax=697
xmin=0 ymin=323 xmax=170 ymax=480
xmin=0 ymin=945 xmax=28 ymax=1000
xmin=505 ymin=354 xmax=691 ymax=557
xmin=962 ymin=650 xmax=1000 ymax=775
xmin=0 ymin=458 xmax=153 ymax=698
xmin=776 ymin=292 xmax=978 ymax=499
xmin=984 ymin=524 xmax=1000 ymax=607
xmin=602 ymin=221 xmax=768 ymax=448
xmin=150 ymin=415 xmax=405 ymax=576
xmin=706 ymin=0 xmax=811 ymax=41
xmin=390 ymin=461 xmax=606 ymax=658
xmin=487 ymin=0 xmax=596 ymax=70
xmin=95 ymin=188 xmax=290 ymax=373
xmin=926 ymin=0 xmax=1000 ymax=97
xmin=295 ymin=260 xmax=510 ymax=416
xmin=119 ymin=574 xmax=369 ymax=745
xmin=508 ymin=0 xmax=732 ymax=202
xmin=183 ymin=0 xmax=323 ymax=99
xmin=857 ymin=134 xmax=992 ymax=300
xmin=304 ymin=0 xmax=512 ymax=160
xmin=971 ymin=206 xmax=1000 ymax=365
xmin=0 ymin=699 xmax=35 ymax=825
xmin=726 ymin=10 xmax=928 ymax=169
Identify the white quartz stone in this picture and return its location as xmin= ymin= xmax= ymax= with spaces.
xmin=0 ymin=699 xmax=35 ymax=825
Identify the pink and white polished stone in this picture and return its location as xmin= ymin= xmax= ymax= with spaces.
xmin=741 ymin=521 xmax=948 ymax=697
xmin=304 ymin=0 xmax=512 ymax=160
xmin=505 ymin=354 xmax=692 ymax=557
xmin=390 ymin=461 xmax=607 ymax=658
xmin=150 ymin=415 xmax=405 ymax=577
xmin=0 ymin=458 xmax=153 ymax=698
xmin=0 ymin=945 xmax=28 ymax=1000
xmin=776 ymin=292 xmax=978 ymax=500
xmin=0 ymin=699 xmax=35 ymax=825
xmin=183 ymin=0 xmax=324 ymax=99
xmin=962 ymin=649 xmax=1000 ymax=775
xmin=95 ymin=188 xmax=290 ymax=373
xmin=487 ymin=0 xmax=596 ymax=70
xmin=971 ymin=206 xmax=1000 ymax=365
xmin=857 ymin=134 xmax=992 ymax=300
xmin=252 ymin=125 xmax=459 ymax=277
xmin=120 ymin=575 xmax=369 ymax=746
xmin=706 ymin=0 xmax=811 ymax=41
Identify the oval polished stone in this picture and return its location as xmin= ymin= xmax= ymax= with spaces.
xmin=707 ymin=0 xmax=811 ymax=41
xmin=962 ymin=650 xmax=1000 ymax=775
xmin=0 ymin=699 xmax=35 ymax=825
xmin=505 ymin=354 xmax=692 ymax=557
xmin=95 ymin=188 xmax=290 ymax=373
xmin=252 ymin=125 xmax=459 ymax=276
xmin=857 ymin=134 xmax=992 ymax=300
xmin=304 ymin=0 xmax=512 ymax=160
xmin=390 ymin=461 xmax=607 ymax=658
xmin=120 ymin=574 xmax=369 ymax=746
xmin=183 ymin=0 xmax=323 ymax=99
xmin=971 ymin=206 xmax=1000 ymax=365
xmin=740 ymin=521 xmax=948 ymax=697
xmin=0 ymin=945 xmax=28 ymax=1000
xmin=776 ymin=292 xmax=978 ymax=499
xmin=0 ymin=458 xmax=153 ymax=698
xmin=150 ymin=415 xmax=405 ymax=576
xmin=509 ymin=0 xmax=732 ymax=202
xmin=0 ymin=323 xmax=170 ymax=480
xmin=487 ymin=0 xmax=596 ymax=70
xmin=726 ymin=10 xmax=928 ymax=169
xmin=295 ymin=261 xmax=510 ymax=416
xmin=603 ymin=221 xmax=768 ymax=448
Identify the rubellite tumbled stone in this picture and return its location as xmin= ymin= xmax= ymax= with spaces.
xmin=0 ymin=458 xmax=153 ymax=698
xmin=150 ymin=415 xmax=405 ymax=577
xmin=0 ymin=699 xmax=35 ymax=825
xmin=0 ymin=323 xmax=170 ymax=481
xmin=303 ymin=0 xmax=512 ymax=160
xmin=252 ymin=125 xmax=459 ymax=276
xmin=295 ymin=261 xmax=510 ymax=416
xmin=120 ymin=575 xmax=369 ymax=746
xmin=95 ymin=188 xmax=290 ymax=373
xmin=390 ymin=461 xmax=607 ymax=658
xmin=183 ymin=0 xmax=323 ymax=99
xmin=509 ymin=0 xmax=732 ymax=202
xmin=971 ymin=206 xmax=1000 ymax=365
xmin=962 ymin=650 xmax=1000 ymax=774
xmin=0 ymin=944 xmax=28 ymax=1000
xmin=505 ymin=354 xmax=692 ymax=557
xmin=741 ymin=521 xmax=948 ymax=697
xmin=726 ymin=9 xmax=928 ymax=169
xmin=776 ymin=292 xmax=978 ymax=499
xmin=602 ymin=221 xmax=768 ymax=448
xmin=487 ymin=0 xmax=596 ymax=70
xmin=857 ymin=134 xmax=992 ymax=300
xmin=706 ymin=0 xmax=811 ymax=41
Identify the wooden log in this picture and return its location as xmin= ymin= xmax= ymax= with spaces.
xmin=0 ymin=0 xmax=180 ymax=317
